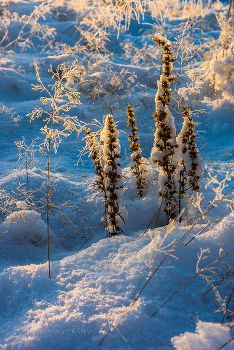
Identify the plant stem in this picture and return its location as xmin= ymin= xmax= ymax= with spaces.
xmin=46 ymin=106 xmax=54 ymax=280
xmin=47 ymin=137 xmax=51 ymax=279
xmin=228 ymin=0 xmax=233 ymax=20
xmin=26 ymin=150 xmax=28 ymax=182
xmin=222 ymin=285 xmax=234 ymax=323
xmin=218 ymin=335 xmax=234 ymax=350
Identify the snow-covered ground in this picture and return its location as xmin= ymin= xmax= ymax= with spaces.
xmin=0 ymin=0 xmax=234 ymax=349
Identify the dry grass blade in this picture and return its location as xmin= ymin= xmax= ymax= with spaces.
xmin=203 ymin=269 xmax=233 ymax=296
xmin=134 ymin=224 xmax=196 ymax=303
xmin=222 ymin=285 xmax=234 ymax=324
xmin=154 ymin=197 xmax=164 ymax=229
xmin=77 ymin=220 xmax=104 ymax=253
xmin=40 ymin=183 xmax=83 ymax=218
xmin=151 ymin=252 xmax=231 ymax=317
xmin=142 ymin=187 xmax=166 ymax=237
xmin=98 ymin=328 xmax=111 ymax=346
xmin=133 ymin=188 xmax=233 ymax=305
xmin=218 ymin=335 xmax=234 ymax=350
xmin=185 ymin=206 xmax=234 ymax=247
xmin=227 ymin=0 xmax=233 ymax=20
xmin=141 ymin=200 xmax=164 ymax=237
xmin=131 ymin=264 xmax=150 ymax=300
xmin=182 ymin=188 xmax=234 ymax=243
xmin=131 ymin=231 xmax=164 ymax=299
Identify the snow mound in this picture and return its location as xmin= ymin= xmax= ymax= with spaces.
xmin=1 ymin=210 xmax=234 ymax=349
xmin=0 ymin=209 xmax=49 ymax=246
xmin=171 ymin=320 xmax=233 ymax=350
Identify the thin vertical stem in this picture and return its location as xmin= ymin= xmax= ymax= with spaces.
xmin=222 ymin=285 xmax=234 ymax=323
xmin=47 ymin=137 xmax=51 ymax=279
xmin=179 ymin=180 xmax=182 ymax=222
xmin=26 ymin=150 xmax=28 ymax=182
xmin=46 ymin=107 xmax=54 ymax=280
xmin=228 ymin=0 xmax=233 ymax=20
xmin=178 ymin=169 xmax=185 ymax=222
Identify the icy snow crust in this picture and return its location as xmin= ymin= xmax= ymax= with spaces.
xmin=0 ymin=0 xmax=234 ymax=349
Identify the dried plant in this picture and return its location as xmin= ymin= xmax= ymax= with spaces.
xmin=0 ymin=183 xmax=36 ymax=220
xmin=187 ymin=12 xmax=234 ymax=104
xmin=176 ymin=106 xmax=202 ymax=219
xmin=0 ymin=103 xmax=21 ymax=132
xmin=27 ymin=60 xmax=84 ymax=278
xmin=0 ymin=1 xmax=56 ymax=65
xmin=101 ymin=114 xmax=126 ymax=236
xmin=151 ymin=34 xmax=178 ymax=222
xmin=178 ymin=106 xmax=202 ymax=191
xmin=126 ymin=104 xmax=148 ymax=197
xmin=14 ymin=137 xmax=43 ymax=182
xmin=85 ymin=127 xmax=105 ymax=195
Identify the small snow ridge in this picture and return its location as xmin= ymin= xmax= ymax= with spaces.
xmin=0 ymin=210 xmax=49 ymax=246
xmin=171 ymin=320 xmax=233 ymax=350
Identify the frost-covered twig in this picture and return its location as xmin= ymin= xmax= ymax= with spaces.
xmin=14 ymin=137 xmax=43 ymax=182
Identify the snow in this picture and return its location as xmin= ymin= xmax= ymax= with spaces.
xmin=154 ymin=33 xmax=172 ymax=46
xmin=0 ymin=0 xmax=234 ymax=349
xmin=0 ymin=209 xmax=49 ymax=246
xmin=172 ymin=321 xmax=233 ymax=350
